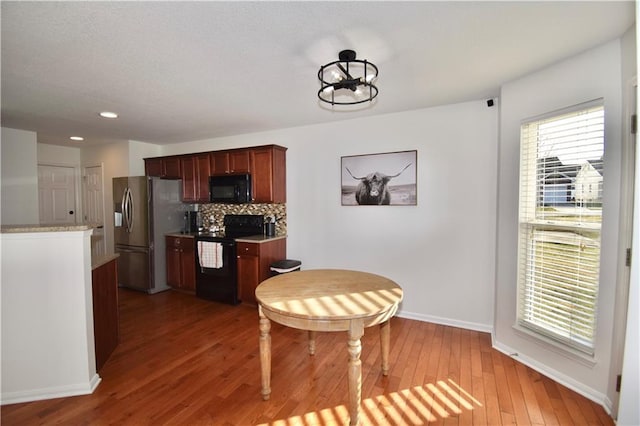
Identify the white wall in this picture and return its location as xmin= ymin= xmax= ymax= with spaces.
xmin=494 ymin=39 xmax=624 ymax=406
xmin=0 ymin=128 xmax=39 ymax=225
xmin=37 ymin=143 xmax=81 ymax=166
xmin=128 ymin=140 xmax=161 ymax=176
xmin=160 ymin=100 xmax=499 ymax=330
xmin=1 ymin=229 xmax=100 ymax=403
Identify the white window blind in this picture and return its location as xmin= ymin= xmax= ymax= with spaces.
xmin=517 ymin=100 xmax=604 ymax=355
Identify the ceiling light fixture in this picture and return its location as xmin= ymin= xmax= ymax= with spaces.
xmin=99 ymin=111 xmax=118 ymax=119
xmin=69 ymin=136 xmax=84 ymax=141
xmin=317 ymin=49 xmax=378 ymax=106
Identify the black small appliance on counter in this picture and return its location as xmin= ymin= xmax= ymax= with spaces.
xmin=183 ymin=211 xmax=199 ymax=233
xmin=194 ymin=214 xmax=263 ymax=304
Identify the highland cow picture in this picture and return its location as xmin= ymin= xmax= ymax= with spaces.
xmin=341 ymin=150 xmax=417 ymax=206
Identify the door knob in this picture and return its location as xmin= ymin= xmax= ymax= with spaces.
xmin=69 ymin=210 xmax=74 ymax=214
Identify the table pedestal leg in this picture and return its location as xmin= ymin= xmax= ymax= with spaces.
xmin=259 ymin=307 xmax=271 ymax=401
xmin=380 ymin=320 xmax=390 ymax=375
xmin=308 ymin=330 xmax=316 ymax=355
xmin=348 ymin=319 xmax=364 ymax=426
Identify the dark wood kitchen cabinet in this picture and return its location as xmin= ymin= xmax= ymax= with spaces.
xmin=92 ymin=256 xmax=119 ymax=373
xmin=229 ymin=150 xmax=251 ymax=173
xmin=145 ymin=156 xmax=182 ymax=179
xmin=166 ymin=235 xmax=196 ymax=292
xmin=250 ymin=145 xmax=287 ymax=203
xmin=181 ymin=153 xmax=211 ymax=203
xmin=236 ymin=238 xmax=286 ymax=305
xmin=210 ymin=149 xmax=251 ymax=175
xmin=146 ymin=144 xmax=286 ymax=204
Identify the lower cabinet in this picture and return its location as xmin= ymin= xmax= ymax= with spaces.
xmin=166 ymin=235 xmax=196 ymax=291
xmin=237 ymin=238 xmax=286 ymax=305
xmin=165 ymin=235 xmax=286 ymax=303
xmin=92 ymin=257 xmax=119 ymax=373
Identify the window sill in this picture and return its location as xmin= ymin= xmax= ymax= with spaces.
xmin=512 ymin=324 xmax=598 ymax=368
xmin=526 ymin=220 xmax=601 ymax=232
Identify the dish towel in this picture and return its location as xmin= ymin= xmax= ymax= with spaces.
xmin=197 ymin=241 xmax=223 ymax=269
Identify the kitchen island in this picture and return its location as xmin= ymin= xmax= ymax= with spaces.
xmin=0 ymin=224 xmax=116 ymax=404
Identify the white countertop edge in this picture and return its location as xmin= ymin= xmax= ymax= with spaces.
xmin=1 ymin=224 xmax=94 ymax=233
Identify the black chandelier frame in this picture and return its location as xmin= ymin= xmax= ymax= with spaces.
xmin=317 ymin=49 xmax=379 ymax=106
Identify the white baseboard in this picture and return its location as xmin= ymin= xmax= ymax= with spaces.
xmin=1 ymin=374 xmax=102 ymax=406
xmin=397 ymin=309 xmax=493 ymax=333
xmin=492 ymin=340 xmax=610 ymax=413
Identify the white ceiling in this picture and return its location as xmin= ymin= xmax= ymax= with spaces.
xmin=1 ymin=1 xmax=635 ymax=147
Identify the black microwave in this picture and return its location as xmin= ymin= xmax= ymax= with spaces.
xmin=209 ymin=174 xmax=252 ymax=203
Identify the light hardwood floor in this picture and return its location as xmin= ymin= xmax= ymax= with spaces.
xmin=1 ymin=289 xmax=614 ymax=425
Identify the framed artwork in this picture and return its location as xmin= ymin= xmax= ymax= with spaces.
xmin=341 ymin=150 xmax=417 ymax=206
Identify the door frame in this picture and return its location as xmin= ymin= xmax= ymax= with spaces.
xmin=83 ymin=163 xmax=107 ymax=256
xmin=608 ymin=77 xmax=637 ymax=418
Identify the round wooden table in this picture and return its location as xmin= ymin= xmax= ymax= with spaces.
xmin=255 ymin=269 xmax=403 ymax=425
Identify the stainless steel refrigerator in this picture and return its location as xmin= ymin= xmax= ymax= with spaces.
xmin=113 ymin=176 xmax=184 ymax=293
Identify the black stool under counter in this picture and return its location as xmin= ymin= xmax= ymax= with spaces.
xmin=270 ymin=259 xmax=301 ymax=276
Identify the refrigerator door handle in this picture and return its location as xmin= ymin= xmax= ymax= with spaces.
xmin=128 ymin=187 xmax=135 ymax=233
xmin=122 ymin=187 xmax=134 ymax=233
xmin=121 ymin=187 xmax=129 ymax=232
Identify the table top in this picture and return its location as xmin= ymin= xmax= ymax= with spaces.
xmin=255 ymin=269 xmax=403 ymax=321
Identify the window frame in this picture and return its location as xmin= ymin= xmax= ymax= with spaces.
xmin=516 ymin=99 xmax=605 ymax=357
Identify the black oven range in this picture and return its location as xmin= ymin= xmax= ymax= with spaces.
xmin=194 ymin=214 xmax=264 ymax=304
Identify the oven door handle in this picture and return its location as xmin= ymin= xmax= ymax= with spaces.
xmin=195 ymin=239 xmax=235 ymax=247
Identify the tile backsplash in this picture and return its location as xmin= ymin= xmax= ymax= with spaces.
xmin=197 ymin=203 xmax=286 ymax=235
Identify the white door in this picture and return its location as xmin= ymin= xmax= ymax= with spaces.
xmin=83 ymin=164 xmax=106 ymax=257
xmin=38 ymin=165 xmax=77 ymax=225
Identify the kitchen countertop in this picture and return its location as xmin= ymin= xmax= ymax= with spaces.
xmin=92 ymin=253 xmax=120 ymax=270
xmin=1 ymin=224 xmax=93 ymax=233
xmin=1 ymin=224 xmax=117 ymax=269
xmin=235 ymin=234 xmax=286 ymax=243
xmin=165 ymin=231 xmax=286 ymax=244
xmin=1 ymin=222 xmax=104 ymax=234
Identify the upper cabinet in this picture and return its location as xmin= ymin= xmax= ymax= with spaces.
xmin=145 ymin=156 xmax=182 ymax=179
xmin=210 ymin=152 xmax=228 ymax=175
xmin=145 ymin=144 xmax=286 ymax=204
xmin=181 ymin=153 xmax=211 ymax=203
xmin=211 ymin=149 xmax=251 ymax=175
xmin=251 ymin=145 xmax=286 ymax=203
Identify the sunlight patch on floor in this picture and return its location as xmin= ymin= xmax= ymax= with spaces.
xmin=257 ymin=378 xmax=483 ymax=425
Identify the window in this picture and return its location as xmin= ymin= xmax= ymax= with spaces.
xmin=517 ymin=100 xmax=604 ymax=355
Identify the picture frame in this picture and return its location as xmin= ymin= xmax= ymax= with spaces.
xmin=341 ymin=150 xmax=417 ymax=206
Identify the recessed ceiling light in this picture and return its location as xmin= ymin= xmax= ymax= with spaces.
xmin=99 ymin=111 xmax=118 ymax=119
xmin=70 ymin=136 xmax=84 ymax=141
